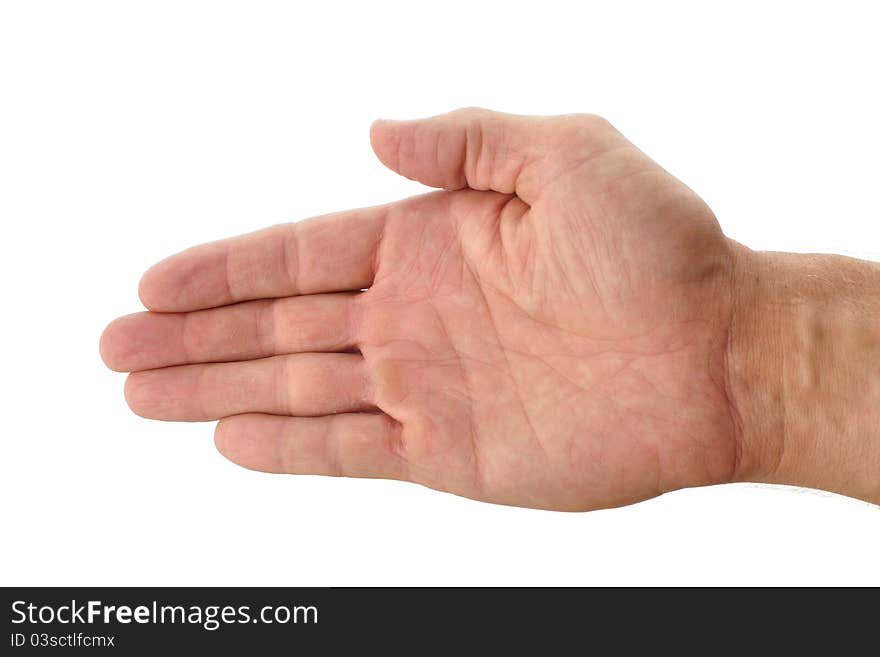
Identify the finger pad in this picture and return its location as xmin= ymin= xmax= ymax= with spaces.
xmin=139 ymin=246 xmax=228 ymax=312
xmin=99 ymin=318 xmax=130 ymax=372
xmin=101 ymin=313 xmax=184 ymax=372
xmin=124 ymin=369 xmax=196 ymax=420
xmin=214 ymin=417 xmax=285 ymax=473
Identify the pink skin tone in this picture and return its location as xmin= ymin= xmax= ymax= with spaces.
xmin=101 ymin=108 xmax=878 ymax=510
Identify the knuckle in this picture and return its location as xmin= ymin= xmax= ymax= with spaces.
xmin=451 ymin=106 xmax=492 ymax=121
xmin=570 ymin=112 xmax=614 ymax=133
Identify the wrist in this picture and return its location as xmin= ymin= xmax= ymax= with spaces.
xmin=726 ymin=246 xmax=880 ymax=502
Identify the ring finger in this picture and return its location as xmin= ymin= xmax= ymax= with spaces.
xmin=124 ymin=353 xmax=373 ymax=421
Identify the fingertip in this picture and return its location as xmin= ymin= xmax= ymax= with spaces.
xmin=214 ymin=416 xmax=278 ymax=473
xmin=99 ymin=315 xmax=133 ymax=372
xmin=123 ymin=371 xmax=148 ymax=418
xmin=137 ymin=261 xmax=164 ymax=311
xmin=213 ymin=419 xmax=233 ymax=457
xmin=123 ymin=369 xmax=172 ymax=420
xmin=213 ymin=419 xmax=242 ymax=464
xmin=369 ymin=117 xmax=402 ymax=164
xmin=99 ymin=320 xmax=118 ymax=371
xmin=138 ymin=242 xmax=231 ymax=313
xmin=138 ymin=249 xmax=198 ymax=311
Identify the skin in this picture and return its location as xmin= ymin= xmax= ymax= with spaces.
xmin=100 ymin=108 xmax=880 ymax=510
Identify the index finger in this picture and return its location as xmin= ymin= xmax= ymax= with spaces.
xmin=138 ymin=205 xmax=386 ymax=312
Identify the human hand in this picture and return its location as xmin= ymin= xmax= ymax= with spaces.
xmin=100 ymin=108 xmax=880 ymax=510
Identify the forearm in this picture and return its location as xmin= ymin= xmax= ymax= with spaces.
xmin=728 ymin=245 xmax=880 ymax=502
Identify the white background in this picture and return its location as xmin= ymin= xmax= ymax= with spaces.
xmin=1 ymin=1 xmax=878 ymax=586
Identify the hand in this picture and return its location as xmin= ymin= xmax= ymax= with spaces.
xmin=100 ymin=108 xmax=743 ymax=510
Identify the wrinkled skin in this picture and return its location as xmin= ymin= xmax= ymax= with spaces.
xmin=101 ymin=109 xmax=740 ymax=510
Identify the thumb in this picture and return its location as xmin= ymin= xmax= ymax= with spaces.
xmin=369 ymin=107 xmax=624 ymax=203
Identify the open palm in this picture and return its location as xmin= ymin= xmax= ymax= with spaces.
xmin=101 ymin=109 xmax=740 ymax=510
